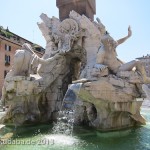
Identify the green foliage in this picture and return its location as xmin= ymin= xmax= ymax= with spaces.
xmin=33 ymin=43 xmax=44 ymax=52
xmin=0 ymin=26 xmax=13 ymax=39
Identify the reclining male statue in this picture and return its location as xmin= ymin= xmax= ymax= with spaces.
xmin=95 ymin=26 xmax=150 ymax=84
xmin=5 ymin=43 xmax=62 ymax=78
xmin=0 ymin=43 xmax=64 ymax=107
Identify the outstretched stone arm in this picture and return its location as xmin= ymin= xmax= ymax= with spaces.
xmin=117 ymin=26 xmax=132 ymax=45
xmin=38 ymin=53 xmax=63 ymax=65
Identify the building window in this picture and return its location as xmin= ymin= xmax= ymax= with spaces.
xmin=5 ymin=55 xmax=10 ymax=65
xmin=4 ymin=70 xmax=9 ymax=78
xmin=17 ymin=37 xmax=20 ymax=42
xmin=5 ymin=44 xmax=11 ymax=51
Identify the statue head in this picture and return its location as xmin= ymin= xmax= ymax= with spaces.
xmin=101 ymin=34 xmax=118 ymax=50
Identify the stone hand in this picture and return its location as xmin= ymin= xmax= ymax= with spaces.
xmin=128 ymin=25 xmax=132 ymax=37
xmin=94 ymin=64 xmax=108 ymax=71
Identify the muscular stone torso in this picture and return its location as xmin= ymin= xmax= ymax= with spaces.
xmin=104 ymin=49 xmax=122 ymax=73
xmin=97 ymin=35 xmax=123 ymax=74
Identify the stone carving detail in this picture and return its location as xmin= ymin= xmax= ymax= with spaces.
xmin=38 ymin=13 xmax=81 ymax=57
xmin=0 ymin=11 xmax=149 ymax=131
xmin=0 ymin=42 xmax=66 ymax=125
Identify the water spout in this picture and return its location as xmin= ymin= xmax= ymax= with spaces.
xmin=52 ymin=83 xmax=82 ymax=135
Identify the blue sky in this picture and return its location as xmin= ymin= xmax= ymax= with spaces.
xmin=0 ymin=0 xmax=150 ymax=62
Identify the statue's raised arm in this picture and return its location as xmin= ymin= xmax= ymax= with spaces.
xmin=117 ymin=25 xmax=132 ymax=45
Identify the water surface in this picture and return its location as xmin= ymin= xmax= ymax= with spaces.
xmin=0 ymin=108 xmax=150 ymax=150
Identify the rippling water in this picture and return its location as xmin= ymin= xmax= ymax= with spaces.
xmin=0 ymin=108 xmax=150 ymax=150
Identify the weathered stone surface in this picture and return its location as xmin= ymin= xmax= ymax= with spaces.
xmin=91 ymin=67 xmax=109 ymax=78
xmin=82 ymin=77 xmax=141 ymax=102
xmin=109 ymin=76 xmax=125 ymax=87
xmin=74 ymin=84 xmax=146 ymax=131
xmin=117 ymin=71 xmax=142 ymax=83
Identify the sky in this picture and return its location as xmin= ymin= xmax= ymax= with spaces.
xmin=0 ymin=0 xmax=150 ymax=62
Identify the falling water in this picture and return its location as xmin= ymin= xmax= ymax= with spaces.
xmin=52 ymin=83 xmax=82 ymax=135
